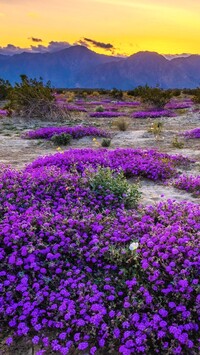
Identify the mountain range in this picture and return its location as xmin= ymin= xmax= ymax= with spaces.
xmin=0 ymin=45 xmax=200 ymax=89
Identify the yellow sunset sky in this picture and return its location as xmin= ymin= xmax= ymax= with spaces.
xmin=1 ymin=0 xmax=200 ymax=56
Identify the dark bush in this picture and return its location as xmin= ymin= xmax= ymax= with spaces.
xmin=51 ymin=133 xmax=72 ymax=145
xmin=0 ymin=78 xmax=12 ymax=100
xmin=101 ymin=138 xmax=111 ymax=147
xmin=8 ymin=75 xmax=69 ymax=120
xmin=129 ymin=85 xmax=172 ymax=109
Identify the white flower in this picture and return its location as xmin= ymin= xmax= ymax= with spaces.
xmin=129 ymin=241 xmax=139 ymax=251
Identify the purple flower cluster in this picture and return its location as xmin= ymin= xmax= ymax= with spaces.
xmin=183 ymin=128 xmax=200 ymax=139
xmin=0 ymin=160 xmax=199 ymax=354
xmin=23 ymin=126 xmax=111 ymax=140
xmin=90 ymin=111 xmax=125 ymax=118
xmin=0 ymin=109 xmax=7 ymax=116
xmin=63 ymin=104 xmax=87 ymax=112
xmin=172 ymin=174 xmax=200 ymax=197
xmin=111 ymin=101 xmax=140 ymax=107
xmin=26 ymin=148 xmax=191 ymax=181
xmin=165 ymin=100 xmax=192 ymax=110
xmin=132 ymin=110 xmax=175 ymax=119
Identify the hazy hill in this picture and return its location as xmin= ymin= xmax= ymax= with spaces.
xmin=0 ymin=45 xmax=200 ymax=89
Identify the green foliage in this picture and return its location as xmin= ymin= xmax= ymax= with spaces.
xmin=131 ymin=85 xmax=172 ymax=109
xmin=113 ymin=117 xmax=129 ymax=131
xmin=182 ymin=88 xmax=199 ymax=96
xmin=8 ymin=75 xmax=57 ymax=118
xmin=89 ymin=167 xmax=141 ymax=208
xmin=95 ymin=105 xmax=105 ymax=112
xmin=110 ymin=88 xmax=123 ymax=100
xmin=171 ymin=136 xmax=184 ymax=149
xmin=101 ymin=138 xmax=111 ymax=147
xmin=51 ymin=133 xmax=72 ymax=146
xmin=192 ymin=87 xmax=200 ymax=104
xmin=9 ymin=74 xmax=53 ymax=106
xmin=171 ymin=88 xmax=181 ymax=97
xmin=0 ymin=78 xmax=12 ymax=100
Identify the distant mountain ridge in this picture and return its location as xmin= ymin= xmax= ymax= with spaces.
xmin=0 ymin=45 xmax=200 ymax=89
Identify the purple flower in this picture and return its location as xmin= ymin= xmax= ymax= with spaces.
xmin=32 ymin=336 xmax=40 ymax=344
xmin=78 ymin=342 xmax=88 ymax=350
xmin=6 ymin=337 xmax=13 ymax=345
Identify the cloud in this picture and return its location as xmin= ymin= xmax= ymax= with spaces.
xmin=29 ymin=37 xmax=43 ymax=43
xmin=163 ymin=53 xmax=192 ymax=60
xmin=47 ymin=41 xmax=71 ymax=51
xmin=0 ymin=44 xmax=26 ymax=55
xmin=79 ymin=38 xmax=115 ymax=51
xmin=0 ymin=41 xmax=72 ymax=56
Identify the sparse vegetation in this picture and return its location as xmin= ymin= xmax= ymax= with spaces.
xmin=113 ymin=117 xmax=129 ymax=131
xmin=101 ymin=137 xmax=111 ymax=147
xmin=89 ymin=166 xmax=141 ymax=208
xmin=95 ymin=105 xmax=105 ymax=112
xmin=8 ymin=75 xmax=69 ymax=120
xmin=192 ymin=87 xmax=200 ymax=104
xmin=51 ymin=133 xmax=72 ymax=145
xmin=0 ymin=78 xmax=12 ymax=100
xmin=171 ymin=136 xmax=184 ymax=149
xmin=130 ymin=85 xmax=172 ymax=109
xmin=148 ymin=120 xmax=163 ymax=138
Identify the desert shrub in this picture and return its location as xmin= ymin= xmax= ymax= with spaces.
xmin=101 ymin=138 xmax=111 ymax=147
xmin=176 ymin=108 xmax=187 ymax=115
xmin=171 ymin=136 xmax=184 ymax=149
xmin=8 ymin=75 xmax=69 ymax=120
xmin=89 ymin=167 xmax=141 ymax=208
xmin=132 ymin=85 xmax=172 ymax=109
xmin=95 ymin=105 xmax=105 ymax=112
xmin=113 ymin=117 xmax=129 ymax=131
xmin=0 ymin=78 xmax=12 ymax=100
xmin=110 ymin=88 xmax=123 ymax=100
xmin=66 ymin=92 xmax=75 ymax=102
xmin=192 ymin=87 xmax=200 ymax=104
xmin=51 ymin=133 xmax=72 ymax=145
xmin=148 ymin=121 xmax=163 ymax=138
xmin=92 ymin=91 xmax=100 ymax=97
xmin=171 ymin=88 xmax=181 ymax=97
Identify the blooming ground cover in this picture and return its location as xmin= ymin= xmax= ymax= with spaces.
xmin=23 ymin=126 xmax=111 ymax=140
xmin=132 ymin=110 xmax=175 ymax=119
xmin=0 ymin=109 xmax=8 ymax=117
xmin=1 ymin=148 xmax=199 ymax=355
xmin=182 ymin=128 xmax=200 ymax=139
xmin=53 ymin=94 xmax=197 ymax=119
xmin=172 ymin=174 xmax=200 ymax=197
xmin=90 ymin=112 xmax=126 ymax=118
xmin=26 ymin=148 xmax=191 ymax=181
xmin=165 ymin=100 xmax=193 ymax=110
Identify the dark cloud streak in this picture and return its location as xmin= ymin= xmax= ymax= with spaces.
xmin=82 ymin=37 xmax=114 ymax=50
xmin=29 ymin=37 xmax=43 ymax=43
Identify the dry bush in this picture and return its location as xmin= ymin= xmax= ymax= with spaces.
xmin=113 ymin=117 xmax=130 ymax=131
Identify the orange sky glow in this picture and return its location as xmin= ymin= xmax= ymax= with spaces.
xmin=1 ymin=0 xmax=200 ymax=56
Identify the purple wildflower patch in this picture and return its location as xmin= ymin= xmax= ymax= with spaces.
xmin=182 ymin=128 xmax=200 ymax=139
xmin=90 ymin=111 xmax=126 ymax=118
xmin=23 ymin=126 xmax=111 ymax=139
xmin=0 ymin=148 xmax=199 ymax=354
xmin=132 ymin=110 xmax=175 ymax=118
